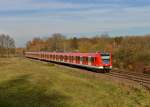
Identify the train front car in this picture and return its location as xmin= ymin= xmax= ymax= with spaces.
xmin=97 ymin=52 xmax=112 ymax=72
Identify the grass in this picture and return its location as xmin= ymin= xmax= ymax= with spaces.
xmin=0 ymin=57 xmax=150 ymax=107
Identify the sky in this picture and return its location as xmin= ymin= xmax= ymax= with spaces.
xmin=0 ymin=0 xmax=150 ymax=47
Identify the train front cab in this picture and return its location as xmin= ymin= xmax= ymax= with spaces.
xmin=96 ymin=52 xmax=112 ymax=72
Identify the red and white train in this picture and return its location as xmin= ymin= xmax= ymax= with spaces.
xmin=25 ymin=51 xmax=112 ymax=72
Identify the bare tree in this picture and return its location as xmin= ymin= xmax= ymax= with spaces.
xmin=0 ymin=34 xmax=15 ymax=57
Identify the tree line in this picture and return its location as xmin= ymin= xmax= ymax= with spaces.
xmin=26 ymin=33 xmax=150 ymax=72
xmin=0 ymin=34 xmax=15 ymax=57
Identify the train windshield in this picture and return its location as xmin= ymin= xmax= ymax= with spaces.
xmin=101 ymin=53 xmax=110 ymax=64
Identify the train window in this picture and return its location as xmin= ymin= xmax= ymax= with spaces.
xmin=78 ymin=57 xmax=80 ymax=61
xmin=53 ymin=55 xmax=55 ymax=59
xmin=70 ymin=56 xmax=72 ymax=61
xmin=88 ymin=57 xmax=95 ymax=63
xmin=73 ymin=56 xmax=75 ymax=61
xmin=76 ymin=56 xmax=80 ymax=62
xmin=65 ymin=56 xmax=67 ymax=60
xmin=65 ymin=56 xmax=66 ymax=60
xmin=101 ymin=53 xmax=110 ymax=64
xmin=85 ymin=57 xmax=88 ymax=62
xmin=71 ymin=56 xmax=73 ymax=61
xmin=88 ymin=57 xmax=91 ymax=62
xmin=91 ymin=57 xmax=95 ymax=63
xmin=69 ymin=56 xmax=71 ymax=61
xmin=59 ymin=55 xmax=60 ymax=60
xmin=80 ymin=57 xmax=83 ymax=62
xmin=60 ymin=56 xmax=62 ymax=61
xmin=83 ymin=57 xmax=85 ymax=62
xmin=56 ymin=55 xmax=58 ymax=60
xmin=76 ymin=56 xmax=78 ymax=61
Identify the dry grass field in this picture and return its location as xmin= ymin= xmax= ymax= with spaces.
xmin=0 ymin=57 xmax=150 ymax=107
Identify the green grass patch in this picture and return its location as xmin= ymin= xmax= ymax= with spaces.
xmin=0 ymin=57 xmax=150 ymax=107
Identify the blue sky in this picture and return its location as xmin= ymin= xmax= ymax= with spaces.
xmin=0 ymin=0 xmax=150 ymax=47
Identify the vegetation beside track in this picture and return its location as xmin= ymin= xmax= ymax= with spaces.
xmin=0 ymin=57 xmax=150 ymax=107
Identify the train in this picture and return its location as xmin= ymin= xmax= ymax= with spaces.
xmin=25 ymin=51 xmax=112 ymax=72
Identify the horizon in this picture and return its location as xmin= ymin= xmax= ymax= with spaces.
xmin=0 ymin=0 xmax=150 ymax=47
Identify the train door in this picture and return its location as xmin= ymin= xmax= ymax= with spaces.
xmin=88 ymin=56 xmax=92 ymax=66
xmin=80 ymin=57 xmax=83 ymax=64
xmin=73 ymin=56 xmax=76 ymax=63
xmin=76 ymin=56 xmax=80 ymax=64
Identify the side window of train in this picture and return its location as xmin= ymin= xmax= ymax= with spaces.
xmin=85 ymin=57 xmax=87 ymax=62
xmin=65 ymin=56 xmax=67 ymax=60
xmin=89 ymin=57 xmax=95 ymax=63
xmin=58 ymin=55 xmax=59 ymax=60
xmin=61 ymin=56 xmax=63 ymax=61
xmin=78 ymin=57 xmax=80 ymax=61
xmin=83 ymin=57 xmax=85 ymax=62
xmin=60 ymin=55 xmax=61 ymax=61
xmin=91 ymin=57 xmax=95 ymax=63
xmin=80 ymin=57 xmax=83 ymax=62
xmin=88 ymin=57 xmax=91 ymax=63
xmin=69 ymin=56 xmax=71 ymax=61
xmin=76 ymin=56 xmax=78 ymax=61
xmin=62 ymin=56 xmax=64 ymax=61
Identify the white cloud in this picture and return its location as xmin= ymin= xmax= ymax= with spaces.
xmin=0 ymin=0 xmax=150 ymax=47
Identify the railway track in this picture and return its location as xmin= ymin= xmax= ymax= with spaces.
xmin=107 ymin=70 xmax=150 ymax=90
xmin=112 ymin=68 xmax=150 ymax=78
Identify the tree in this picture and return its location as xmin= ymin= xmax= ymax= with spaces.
xmin=47 ymin=33 xmax=66 ymax=52
xmin=0 ymin=34 xmax=15 ymax=57
xmin=26 ymin=38 xmax=46 ymax=51
xmin=113 ymin=36 xmax=123 ymax=48
xmin=70 ymin=37 xmax=78 ymax=51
